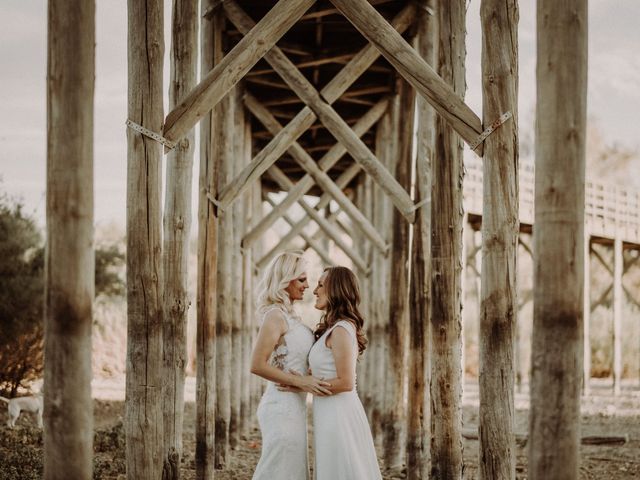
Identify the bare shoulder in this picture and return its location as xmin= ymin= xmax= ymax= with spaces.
xmin=261 ymin=308 xmax=288 ymax=334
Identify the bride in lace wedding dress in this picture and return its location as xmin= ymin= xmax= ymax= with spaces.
xmin=250 ymin=252 xmax=332 ymax=480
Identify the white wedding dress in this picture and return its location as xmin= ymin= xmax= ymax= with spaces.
xmin=253 ymin=306 xmax=315 ymax=480
xmin=309 ymin=320 xmax=382 ymax=480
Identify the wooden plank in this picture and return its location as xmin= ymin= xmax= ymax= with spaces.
xmin=244 ymin=93 xmax=387 ymax=252
xmin=613 ymin=237 xmax=623 ymax=396
xmin=45 ymin=1 xmax=94 ymax=478
xmin=430 ymin=1 xmax=465 ymax=477
xmin=478 ymin=1 xmax=519 ymax=479
xmin=463 ymin=429 xmax=629 ymax=447
xmin=162 ymin=0 xmax=197 ymax=477
xmin=328 ymin=0 xmax=483 ymax=153
xmin=163 ymin=0 xmax=316 ymax=145
xmin=266 ymin=166 xmax=369 ymax=271
xmin=529 ymin=1 xmax=587 ymax=478
xmin=243 ymin=98 xmax=388 ymax=248
xmin=195 ymin=3 xmax=218 ymax=477
xmin=125 ymin=0 xmax=164 ymax=478
xmin=224 ymin=0 xmax=416 ymax=222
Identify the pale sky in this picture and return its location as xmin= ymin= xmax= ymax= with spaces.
xmin=1 ymin=1 xmax=639 ymax=228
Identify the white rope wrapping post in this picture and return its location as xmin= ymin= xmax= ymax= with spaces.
xmin=470 ymin=111 xmax=512 ymax=152
xmin=126 ymin=119 xmax=177 ymax=150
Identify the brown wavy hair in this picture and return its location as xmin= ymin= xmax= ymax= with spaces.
xmin=314 ymin=266 xmax=367 ymax=355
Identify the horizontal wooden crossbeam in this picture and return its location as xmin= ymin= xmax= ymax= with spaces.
xmin=329 ymin=0 xmax=484 ymax=154
xmin=163 ymin=0 xmax=316 ymax=146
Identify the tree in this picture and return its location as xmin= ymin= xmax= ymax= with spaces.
xmin=0 ymin=193 xmax=125 ymax=395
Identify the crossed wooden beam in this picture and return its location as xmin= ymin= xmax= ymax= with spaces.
xmin=161 ymin=0 xmax=484 ymax=260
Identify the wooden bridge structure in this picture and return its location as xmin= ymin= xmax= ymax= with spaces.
xmin=43 ymin=1 xmax=610 ymax=479
xmin=464 ymin=158 xmax=640 ymax=395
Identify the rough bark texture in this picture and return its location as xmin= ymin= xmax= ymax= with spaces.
xmin=162 ymin=2 xmax=197 ymax=478
xmin=44 ymin=1 xmax=95 ymax=478
xmin=125 ymin=1 xmax=164 ymax=478
xmin=529 ymin=2 xmax=587 ymax=479
xmin=430 ymin=1 xmax=466 ymax=478
xmin=195 ymin=2 xmax=218 ymax=478
xmin=382 ymin=80 xmax=414 ymax=469
xmin=407 ymin=3 xmax=437 ymax=476
xmin=479 ymin=1 xmax=519 ymax=479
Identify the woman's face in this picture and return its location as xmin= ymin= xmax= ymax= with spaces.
xmin=313 ymin=272 xmax=328 ymax=311
xmin=285 ymin=272 xmax=309 ymax=302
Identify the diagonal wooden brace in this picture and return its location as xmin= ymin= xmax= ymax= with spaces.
xmin=245 ymin=93 xmax=387 ymax=252
xmin=162 ymin=0 xmax=317 ymax=146
xmin=224 ymin=0 xmax=416 ymax=223
xmin=328 ymin=0 xmax=483 ymax=154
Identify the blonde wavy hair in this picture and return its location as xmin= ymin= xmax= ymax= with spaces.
xmin=256 ymin=251 xmax=307 ymax=315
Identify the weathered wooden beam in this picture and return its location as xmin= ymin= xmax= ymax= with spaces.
xmin=430 ymin=1 xmax=466 ymax=477
xmin=583 ymin=234 xmax=591 ymax=395
xmin=613 ymin=238 xmax=623 ymax=396
xmin=163 ymin=0 xmax=316 ymax=145
xmin=125 ymin=0 xmax=164 ymax=478
xmin=45 ymin=1 xmax=94 ymax=478
xmin=264 ymin=196 xmax=334 ymax=267
xmin=243 ymin=98 xmax=388 ymax=248
xmin=245 ymin=93 xmax=387 ymax=252
xmin=162 ymin=1 xmax=197 ymax=477
xmin=266 ymin=166 xmax=368 ymax=271
xmin=219 ymin=4 xmax=415 ymax=209
xmin=195 ymin=2 xmax=218 ymax=477
xmin=246 ymin=53 xmax=356 ymax=76
xmin=328 ymin=0 xmax=483 ymax=153
xmin=463 ymin=429 xmax=629 ymax=447
xmin=529 ymin=1 xmax=587 ymax=478
xmin=300 ymin=0 xmax=395 ymax=20
xmin=478 ymin=1 xmax=519 ymax=479
xmin=225 ymin=0 xmax=416 ymax=222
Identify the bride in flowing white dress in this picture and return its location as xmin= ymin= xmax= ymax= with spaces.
xmin=309 ymin=266 xmax=382 ymax=480
xmin=250 ymin=252 xmax=332 ymax=480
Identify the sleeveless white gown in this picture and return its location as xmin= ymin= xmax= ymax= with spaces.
xmin=253 ymin=306 xmax=315 ymax=480
xmin=309 ymin=320 xmax=382 ymax=480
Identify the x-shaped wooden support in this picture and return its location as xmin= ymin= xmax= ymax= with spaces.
xmin=223 ymin=1 xmax=415 ymax=222
xmin=265 ymin=165 xmax=368 ymax=271
xmin=243 ymin=96 xmax=389 ymax=250
xmin=244 ymin=92 xmax=387 ymax=252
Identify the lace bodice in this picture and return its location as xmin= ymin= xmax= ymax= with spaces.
xmin=263 ymin=305 xmax=314 ymax=379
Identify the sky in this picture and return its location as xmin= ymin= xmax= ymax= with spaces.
xmin=0 ymin=1 xmax=639 ymax=229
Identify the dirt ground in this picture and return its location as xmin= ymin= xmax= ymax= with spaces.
xmin=1 ymin=378 xmax=639 ymax=479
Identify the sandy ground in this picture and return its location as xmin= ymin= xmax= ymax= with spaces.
xmin=1 ymin=377 xmax=639 ymax=479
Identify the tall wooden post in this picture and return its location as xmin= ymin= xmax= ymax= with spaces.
xmin=479 ymin=1 xmax=519 ymax=479
xmin=430 ymin=1 xmax=466 ymax=477
xmin=230 ymin=85 xmax=246 ymax=448
xmin=214 ymin=32 xmax=236 ymax=466
xmin=529 ymin=1 xmax=587 ymax=479
xmin=162 ymin=1 xmax=197 ymax=477
xmin=407 ymin=3 xmax=437 ymax=476
xmin=383 ymin=80 xmax=414 ymax=469
xmin=613 ymin=237 xmax=623 ymax=395
xmin=125 ymin=0 xmax=164 ymax=478
xmin=583 ymin=234 xmax=591 ymax=395
xmin=45 ymin=1 xmax=94 ymax=478
xmin=196 ymin=1 xmax=218 ymax=477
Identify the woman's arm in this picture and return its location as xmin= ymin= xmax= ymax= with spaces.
xmin=250 ymin=309 xmax=331 ymax=395
xmin=322 ymin=326 xmax=357 ymax=394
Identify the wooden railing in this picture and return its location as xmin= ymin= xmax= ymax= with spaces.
xmin=463 ymin=158 xmax=640 ymax=244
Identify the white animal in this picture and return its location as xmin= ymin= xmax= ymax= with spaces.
xmin=0 ymin=394 xmax=43 ymax=428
